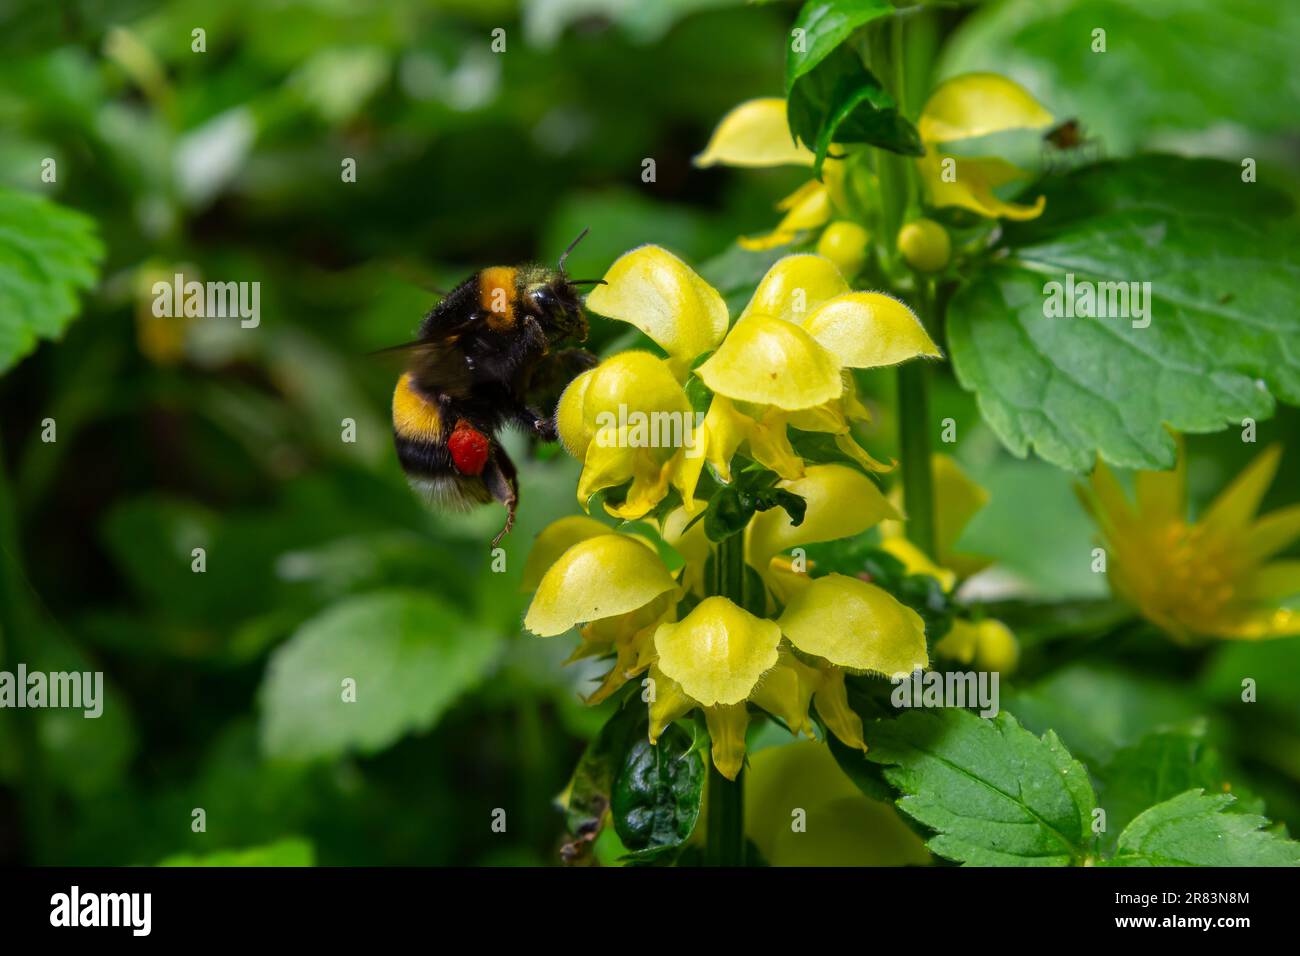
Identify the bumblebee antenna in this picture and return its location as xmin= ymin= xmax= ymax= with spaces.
xmin=558 ymin=226 xmax=590 ymax=273
xmin=568 ymin=278 xmax=607 ymax=287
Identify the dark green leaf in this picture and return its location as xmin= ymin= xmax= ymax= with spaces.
xmin=785 ymin=0 xmax=894 ymax=92
xmin=611 ymin=721 xmax=705 ymax=863
xmin=561 ymin=702 xmax=645 ymax=863
xmin=787 ymin=46 xmax=923 ymax=176
xmin=948 ymin=156 xmax=1299 ymax=471
xmin=1107 ymin=790 xmax=1300 ymax=867
xmin=866 ymin=709 xmax=1096 ymax=865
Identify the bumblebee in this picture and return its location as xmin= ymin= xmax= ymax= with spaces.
xmin=387 ymin=231 xmax=599 ymax=546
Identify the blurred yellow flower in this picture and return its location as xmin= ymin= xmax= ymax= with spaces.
xmin=1080 ymin=440 xmax=1300 ymax=642
xmin=916 ymin=73 xmax=1053 ymax=221
xmin=880 ymin=453 xmax=991 ymax=590
xmin=693 ymin=97 xmax=851 ymax=253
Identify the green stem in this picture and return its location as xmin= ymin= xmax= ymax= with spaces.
xmin=705 ymin=760 xmax=744 ymax=866
xmin=873 ymin=14 xmax=938 ymax=558
xmin=0 ymin=436 xmax=56 ymax=861
xmin=704 ymin=532 xmax=746 ymax=866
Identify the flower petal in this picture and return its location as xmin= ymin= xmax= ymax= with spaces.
xmin=696 ymin=315 xmax=842 ymax=410
xmin=521 ymin=515 xmax=613 ymax=591
xmin=778 ymin=573 xmax=928 ymax=676
xmin=705 ymin=704 xmax=751 ymax=780
xmin=694 ymin=97 xmax=813 ymax=168
xmin=556 ymin=367 xmax=597 ymax=459
xmin=919 ymin=152 xmax=1046 ymax=221
xmin=918 ymin=73 xmax=1053 ymax=145
xmin=739 ymin=253 xmax=849 ymax=325
xmin=737 ymin=183 xmax=832 ymax=251
xmin=749 ymin=650 xmax=817 ymax=737
xmin=647 ymin=665 xmax=696 ymax=742
xmin=931 ymin=454 xmax=991 ymax=561
xmin=802 ymin=292 xmax=940 ymax=368
xmin=587 ymin=246 xmax=729 ymax=372
xmin=524 ymin=534 xmax=677 ymax=637
xmin=1202 ymin=444 xmax=1282 ymax=541
xmin=747 ymin=464 xmax=900 ymax=571
xmin=812 ymin=667 xmax=866 ymax=752
xmin=653 ymin=596 xmax=781 ymax=705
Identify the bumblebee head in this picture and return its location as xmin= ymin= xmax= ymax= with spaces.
xmin=524 ymin=274 xmax=588 ymax=343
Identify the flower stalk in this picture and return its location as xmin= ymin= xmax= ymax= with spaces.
xmin=705 ymin=532 xmax=747 ymax=867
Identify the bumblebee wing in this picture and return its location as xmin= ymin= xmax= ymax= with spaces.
xmin=369 ymin=330 xmax=475 ymax=398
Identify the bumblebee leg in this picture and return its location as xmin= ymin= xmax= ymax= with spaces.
xmin=483 ymin=446 xmax=519 ymax=548
xmin=523 ymin=348 xmax=599 ymax=441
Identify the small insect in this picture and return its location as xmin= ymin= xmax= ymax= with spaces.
xmin=383 ymin=230 xmax=601 ymax=546
xmin=1041 ymin=118 xmax=1104 ymax=172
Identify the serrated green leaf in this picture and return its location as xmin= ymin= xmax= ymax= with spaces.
xmin=258 ymin=590 xmax=500 ymax=761
xmin=948 ymin=156 xmax=1299 ymax=472
xmin=866 ymin=709 xmax=1096 ymax=865
xmin=1097 ymin=724 xmax=1249 ymax=850
xmin=561 ymin=701 xmax=644 ymax=859
xmin=0 ymin=187 xmax=103 ymax=375
xmin=785 ymin=0 xmax=894 ymax=93
xmin=1107 ymin=790 xmax=1300 ymax=867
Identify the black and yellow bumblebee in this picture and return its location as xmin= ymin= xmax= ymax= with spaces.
xmin=384 ymin=231 xmax=599 ymax=546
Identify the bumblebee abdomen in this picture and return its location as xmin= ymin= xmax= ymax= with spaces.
xmin=392 ymin=372 xmax=444 ymax=443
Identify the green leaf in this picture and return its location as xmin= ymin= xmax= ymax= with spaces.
xmin=787 ymin=46 xmax=923 ymax=176
xmin=866 ymin=709 xmax=1096 ymax=866
xmin=0 ymin=187 xmax=103 ymax=375
xmin=785 ymin=0 xmax=894 ymax=93
xmin=1107 ymin=790 xmax=1300 ymax=867
xmin=158 ymin=837 xmax=315 ymax=867
xmin=258 ymin=590 xmax=500 ymax=761
xmin=1007 ymin=662 xmax=1206 ymax=768
xmin=611 ymin=721 xmax=705 ymax=863
xmin=560 ymin=701 xmax=644 ymax=862
xmin=948 ymin=156 xmax=1299 ymax=472
xmin=1097 ymin=724 xmax=1241 ymax=849
xmin=940 ymin=0 xmax=1300 ymax=154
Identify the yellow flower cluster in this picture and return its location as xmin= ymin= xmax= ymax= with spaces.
xmin=694 ymin=73 xmax=1054 ymax=268
xmin=523 ymin=248 xmax=942 ymax=778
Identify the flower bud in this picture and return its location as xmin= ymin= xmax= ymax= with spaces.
xmin=816 ymin=220 xmax=871 ymax=278
xmin=897 ymin=218 xmax=951 ymax=273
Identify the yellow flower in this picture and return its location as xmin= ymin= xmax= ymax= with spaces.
xmin=748 ymin=463 xmax=900 ymax=601
xmin=935 ymin=618 xmax=1019 ymax=674
xmin=693 ymin=98 xmax=850 ymax=253
xmin=1079 ymin=440 xmax=1300 ymax=642
xmin=587 ymin=247 xmax=939 ymax=491
xmin=647 ymin=585 xmax=927 ymax=779
xmin=555 ymin=349 xmax=704 ymax=520
xmin=916 ymin=73 xmax=1053 ymax=221
xmin=524 ymin=530 xmax=679 ymax=701
xmin=880 ymin=453 xmax=992 ymax=590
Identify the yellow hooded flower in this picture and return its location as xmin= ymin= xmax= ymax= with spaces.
xmin=1080 ymin=440 xmax=1300 ymax=642
xmin=645 ymin=586 xmax=922 ymax=779
xmin=556 ymin=350 xmax=704 ymax=520
xmin=916 ymin=73 xmax=1053 ymax=221
xmin=747 ymin=463 xmax=900 ymax=601
xmin=524 ymin=531 xmax=680 ymax=701
xmin=935 ymin=617 xmax=1019 ymax=674
xmin=589 ymin=248 xmax=938 ymax=487
xmin=693 ymin=98 xmax=854 ymax=253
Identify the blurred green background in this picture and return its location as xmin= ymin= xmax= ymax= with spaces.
xmin=1 ymin=0 xmax=1299 ymax=865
